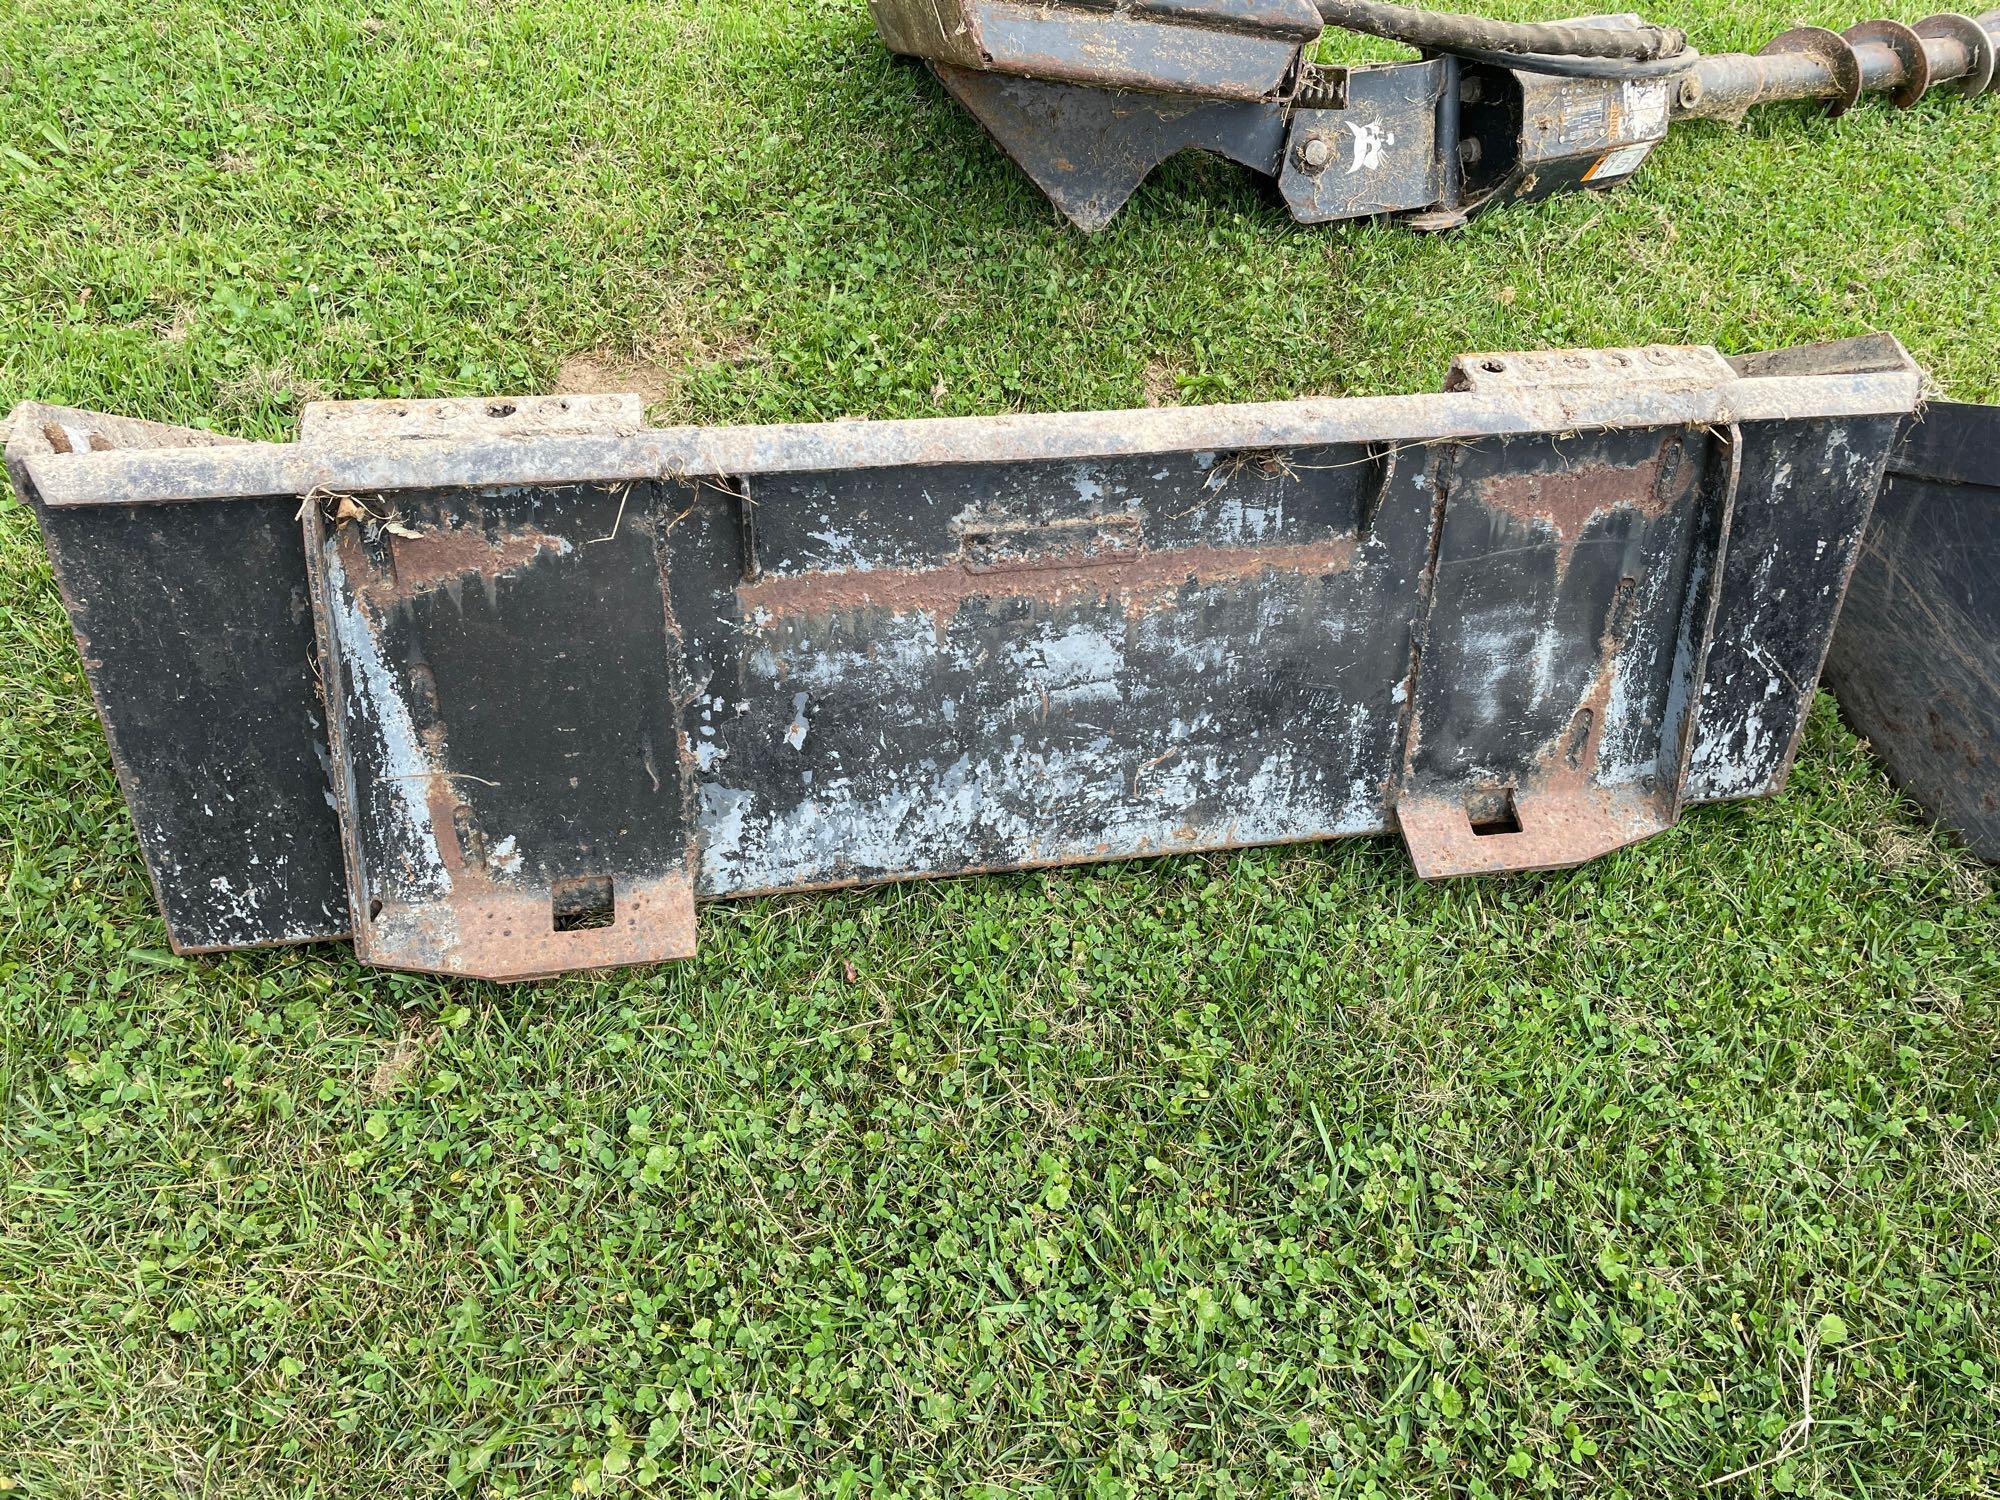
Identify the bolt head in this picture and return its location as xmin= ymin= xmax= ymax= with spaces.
xmin=1299 ymin=136 xmax=1333 ymax=170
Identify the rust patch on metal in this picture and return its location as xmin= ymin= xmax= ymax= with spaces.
xmin=737 ymin=536 xmax=1359 ymax=626
xmin=1397 ymin=780 xmax=1668 ymax=877
xmin=1402 ymin=634 xmax=1660 ymax=877
xmin=1472 ymin=439 xmax=1696 ymax=577
xmin=361 ymin=874 xmax=699 ymax=982
xmin=1399 ymin=559 xmax=1669 ymax=877
xmin=351 ymin=749 xmax=699 ymax=982
xmin=379 ymin=524 xmax=571 ymax=596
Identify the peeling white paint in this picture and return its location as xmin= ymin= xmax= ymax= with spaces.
xmin=695 ymin=729 xmax=1386 ymax=895
xmin=1007 ymin=624 xmax=1125 ymax=713
xmin=323 ymin=549 xmax=450 ymax=897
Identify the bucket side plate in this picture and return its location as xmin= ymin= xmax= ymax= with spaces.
xmin=1824 ymin=400 xmax=2000 ymax=859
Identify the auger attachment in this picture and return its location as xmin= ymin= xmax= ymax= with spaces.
xmin=869 ymin=0 xmax=2000 ymax=230
xmin=1681 ymin=13 xmax=1998 ymax=118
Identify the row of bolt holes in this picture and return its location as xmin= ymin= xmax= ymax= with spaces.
xmin=385 ymin=358 xmax=1681 ymax=416
xmin=1480 ymin=351 xmax=1658 ymax=375
xmin=407 ymin=364 xmax=1683 ymax=410
xmin=349 ymin=399 xmax=576 ymax=420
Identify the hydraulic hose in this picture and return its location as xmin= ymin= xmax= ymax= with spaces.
xmin=1313 ymin=0 xmax=1688 ymax=60
xmin=1435 ymin=42 xmax=1700 ymax=77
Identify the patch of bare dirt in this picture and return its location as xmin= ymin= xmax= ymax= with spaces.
xmin=556 ymin=325 xmax=758 ymax=422
xmin=554 ymin=350 xmax=682 ymax=412
xmin=1864 ymin=820 xmax=1990 ymax=900
xmin=215 ymin=359 xmax=328 ymax=411
xmin=1142 ymin=359 xmax=1183 ymax=408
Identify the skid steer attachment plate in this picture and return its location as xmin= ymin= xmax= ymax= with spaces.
xmin=1825 ymin=400 xmax=2000 ymax=860
xmin=7 ymin=338 xmax=1920 ymax=977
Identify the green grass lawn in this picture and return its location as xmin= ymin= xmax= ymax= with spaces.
xmin=3 ymin=0 xmax=1999 ymax=1494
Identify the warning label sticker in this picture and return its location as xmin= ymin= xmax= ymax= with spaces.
xmin=1584 ymin=141 xmax=1657 ymax=182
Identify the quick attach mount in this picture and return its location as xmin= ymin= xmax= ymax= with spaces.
xmin=869 ymin=0 xmax=2000 ymax=230
xmin=7 ymin=337 xmax=1951 ymax=980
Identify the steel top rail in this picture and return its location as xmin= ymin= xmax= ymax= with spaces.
xmin=16 ymin=349 xmax=1921 ymax=509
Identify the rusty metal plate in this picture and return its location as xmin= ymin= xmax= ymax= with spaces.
xmin=1396 ymin=422 xmax=1738 ymax=876
xmin=305 ymin=479 xmax=699 ymax=981
xmin=8 ymin=337 xmax=1924 ymax=976
xmin=870 ymin=0 xmax=1323 ymax=100
xmin=934 ymin=65 xmax=1286 ymax=232
xmin=1279 ymin=63 xmax=1450 ymax=223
